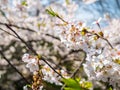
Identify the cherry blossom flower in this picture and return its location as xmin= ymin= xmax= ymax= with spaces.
xmin=22 ymin=53 xmax=30 ymax=63
xmin=41 ymin=64 xmax=63 ymax=85
xmin=92 ymin=17 xmax=102 ymax=25
xmin=39 ymin=86 xmax=43 ymax=90
xmin=23 ymin=85 xmax=28 ymax=90
xmin=22 ymin=54 xmax=39 ymax=72
xmin=26 ymin=58 xmax=39 ymax=72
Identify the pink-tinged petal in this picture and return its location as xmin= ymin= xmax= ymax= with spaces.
xmin=22 ymin=53 xmax=30 ymax=62
xmin=97 ymin=17 xmax=102 ymax=23
xmin=92 ymin=17 xmax=102 ymax=25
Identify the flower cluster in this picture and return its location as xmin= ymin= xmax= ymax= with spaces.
xmin=22 ymin=53 xmax=69 ymax=89
xmin=58 ymin=18 xmax=120 ymax=88
xmin=83 ymin=47 xmax=120 ymax=87
xmin=22 ymin=53 xmax=39 ymax=72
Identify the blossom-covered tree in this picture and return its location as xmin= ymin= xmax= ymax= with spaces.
xmin=0 ymin=0 xmax=120 ymax=90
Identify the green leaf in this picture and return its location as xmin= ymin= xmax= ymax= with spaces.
xmin=62 ymin=78 xmax=82 ymax=90
xmin=108 ymin=87 xmax=113 ymax=90
xmin=46 ymin=7 xmax=67 ymax=23
xmin=65 ymin=87 xmax=80 ymax=90
xmin=80 ymin=81 xmax=92 ymax=89
xmin=21 ymin=1 xmax=28 ymax=6
xmin=65 ymin=0 xmax=70 ymax=4
xmin=46 ymin=7 xmax=59 ymax=17
xmin=26 ymin=84 xmax=32 ymax=88
xmin=44 ymin=81 xmax=61 ymax=90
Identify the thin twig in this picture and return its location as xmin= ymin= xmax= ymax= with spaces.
xmin=0 ymin=22 xmax=60 ymax=40
xmin=61 ymin=51 xmax=86 ymax=90
xmin=0 ymin=9 xmax=11 ymax=24
xmin=70 ymin=51 xmax=86 ymax=78
xmin=87 ymin=31 xmax=113 ymax=49
xmin=57 ymin=15 xmax=68 ymax=24
xmin=0 ymin=27 xmax=17 ymax=38
xmin=0 ymin=50 xmax=30 ymax=84
xmin=0 ymin=22 xmax=35 ymax=32
xmin=45 ymin=34 xmax=60 ymax=40
xmin=59 ymin=49 xmax=84 ymax=65
xmin=61 ymin=84 xmax=66 ymax=90
xmin=5 ymin=24 xmax=64 ymax=78
xmin=101 ymin=37 xmax=113 ymax=49
xmin=94 ymin=25 xmax=113 ymax=49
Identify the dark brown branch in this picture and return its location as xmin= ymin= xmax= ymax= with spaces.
xmin=0 ymin=9 xmax=11 ymax=24
xmin=0 ymin=50 xmax=30 ymax=84
xmin=61 ymin=50 xmax=86 ymax=90
xmin=87 ymin=31 xmax=113 ymax=49
xmin=0 ymin=27 xmax=17 ymax=38
xmin=0 ymin=22 xmax=60 ymax=40
xmin=45 ymin=34 xmax=60 ymax=40
xmin=0 ymin=22 xmax=35 ymax=32
xmin=5 ymin=24 xmax=64 ymax=78
xmin=70 ymin=51 xmax=86 ymax=78
xmin=60 ymin=49 xmax=84 ymax=64
xmin=101 ymin=37 xmax=113 ymax=49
